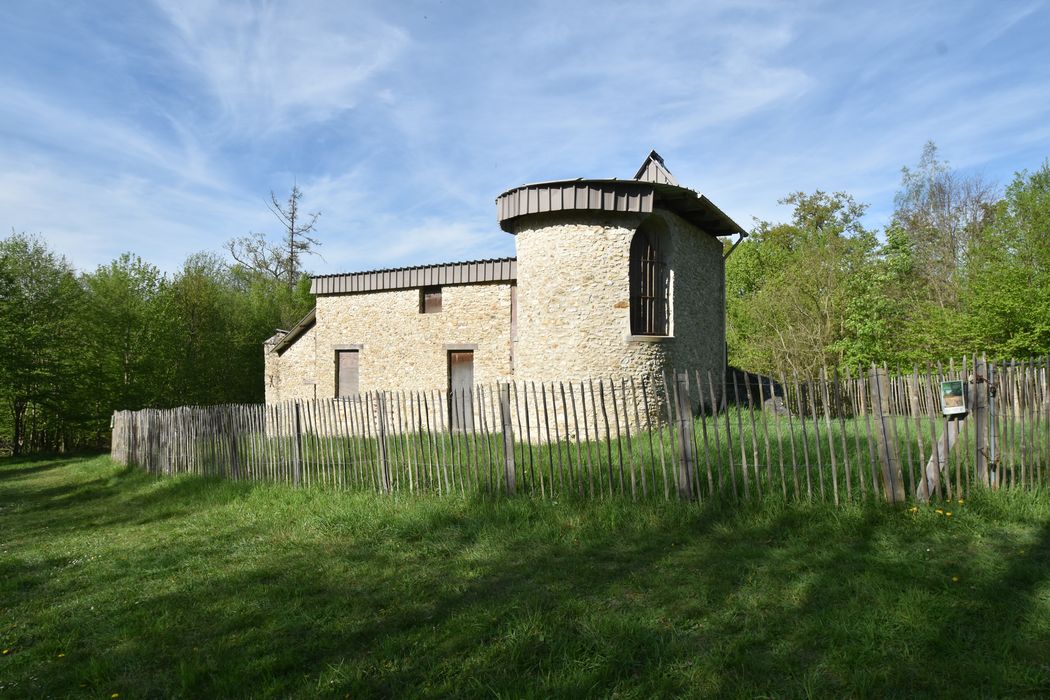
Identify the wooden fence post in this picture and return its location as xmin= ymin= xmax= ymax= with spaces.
xmin=292 ymin=402 xmax=303 ymax=487
xmin=870 ymin=366 xmax=906 ymax=503
xmin=973 ymin=358 xmax=991 ymax=487
xmin=227 ymin=407 xmax=241 ymax=480
xmin=376 ymin=393 xmax=392 ymax=493
xmin=499 ymin=384 xmax=516 ymax=495
xmin=915 ymin=365 xmax=981 ymax=502
xmin=673 ymin=371 xmax=696 ymax=500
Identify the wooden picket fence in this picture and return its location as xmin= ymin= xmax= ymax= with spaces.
xmin=111 ymin=356 xmax=1050 ymax=505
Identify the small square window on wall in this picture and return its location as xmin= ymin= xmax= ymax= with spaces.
xmin=420 ymin=286 xmax=442 ymax=313
xmin=335 ymin=350 xmax=359 ymax=398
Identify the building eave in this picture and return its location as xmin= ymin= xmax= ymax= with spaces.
xmin=310 ymin=257 xmax=516 ymax=296
xmin=272 ymin=307 xmax=316 ymax=355
xmin=495 ymin=179 xmax=745 ymax=237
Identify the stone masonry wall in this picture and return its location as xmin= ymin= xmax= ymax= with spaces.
xmin=263 ymin=333 xmax=283 ymax=403
xmin=659 ymin=209 xmax=726 ymax=409
xmin=512 ymin=208 xmax=724 ymax=430
xmin=271 ymin=323 xmax=318 ymax=402
xmin=513 ymin=211 xmax=670 ymax=384
xmin=266 ymin=282 xmax=514 ymax=402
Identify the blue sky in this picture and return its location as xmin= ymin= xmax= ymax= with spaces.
xmin=2 ymin=0 xmax=1049 ymax=275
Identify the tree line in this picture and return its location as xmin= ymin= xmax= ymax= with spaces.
xmin=727 ymin=142 xmax=1050 ymax=377
xmin=2 ymin=146 xmax=1048 ymax=454
xmin=0 ymin=189 xmax=316 ymax=455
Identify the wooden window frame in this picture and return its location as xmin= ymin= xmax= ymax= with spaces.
xmin=629 ymin=227 xmax=670 ymax=336
xmin=420 ymin=286 xmax=443 ymax=314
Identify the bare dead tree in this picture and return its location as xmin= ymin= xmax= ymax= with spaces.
xmin=268 ymin=184 xmax=321 ymax=288
xmin=225 ymin=184 xmax=321 ymax=288
xmin=224 ymin=231 xmax=285 ymax=282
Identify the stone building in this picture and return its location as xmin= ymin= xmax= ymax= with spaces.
xmin=264 ymin=152 xmax=745 ymax=407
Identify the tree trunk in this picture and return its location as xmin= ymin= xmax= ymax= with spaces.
xmin=12 ymin=400 xmax=26 ymax=456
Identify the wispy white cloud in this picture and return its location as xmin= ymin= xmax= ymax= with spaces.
xmin=293 ymin=167 xmax=510 ymax=273
xmin=0 ymin=84 xmax=221 ymax=190
xmin=1 ymin=0 xmax=1049 ymax=276
xmin=0 ymin=159 xmax=270 ymax=272
xmin=153 ymin=0 xmax=409 ymax=135
xmin=323 ymin=218 xmax=507 ymax=272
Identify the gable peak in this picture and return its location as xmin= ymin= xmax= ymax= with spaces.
xmin=633 ymin=150 xmax=679 ymax=186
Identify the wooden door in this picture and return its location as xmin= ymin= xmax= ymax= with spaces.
xmin=336 ymin=350 xmax=359 ymax=398
xmin=448 ymin=351 xmax=474 ymax=430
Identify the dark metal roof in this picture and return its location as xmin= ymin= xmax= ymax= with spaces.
xmin=310 ymin=257 xmax=516 ymax=296
xmin=495 ymin=180 xmax=745 ymax=237
xmin=495 ymin=151 xmax=746 ymax=238
xmin=273 ymin=307 xmax=316 ymax=355
xmin=650 ymin=182 xmax=747 ymax=238
xmin=496 ymin=180 xmax=654 ymax=230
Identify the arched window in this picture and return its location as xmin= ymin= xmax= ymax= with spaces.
xmin=629 ymin=223 xmax=669 ymax=335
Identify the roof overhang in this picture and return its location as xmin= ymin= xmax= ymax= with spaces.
xmin=272 ymin=307 xmax=316 ymax=355
xmin=495 ymin=179 xmax=745 ymax=237
xmin=310 ymin=257 xmax=516 ymax=296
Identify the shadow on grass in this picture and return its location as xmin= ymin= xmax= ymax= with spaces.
xmin=2 ymin=457 xmax=1049 ymax=698
xmin=902 ymin=513 xmax=1050 ymax=695
xmin=0 ymin=450 xmax=107 ymax=465
xmin=0 ymin=459 xmax=263 ymax=536
xmin=0 ymin=457 xmax=83 ymax=480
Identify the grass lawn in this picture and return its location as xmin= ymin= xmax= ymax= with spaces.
xmin=2 ymin=455 xmax=1049 ymax=698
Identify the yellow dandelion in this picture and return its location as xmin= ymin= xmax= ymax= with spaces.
xmin=958 ymin=499 xmax=964 ymax=504
xmin=946 ymin=512 xmax=952 ymax=517
xmin=111 ymin=694 xmax=120 ymax=699
xmin=1 ymin=649 xmax=9 ymax=655
xmin=57 ymin=653 xmax=65 ymax=658
xmin=952 ymin=576 xmax=959 ymax=582
xmin=935 ymin=508 xmax=944 ymax=514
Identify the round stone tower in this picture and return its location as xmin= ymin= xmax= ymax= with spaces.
xmin=496 ymin=151 xmax=745 ymax=398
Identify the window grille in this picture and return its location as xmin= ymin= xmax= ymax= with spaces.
xmin=629 ymin=228 xmax=669 ymax=335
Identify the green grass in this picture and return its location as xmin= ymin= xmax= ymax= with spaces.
xmin=2 ymin=454 xmax=1050 ymax=698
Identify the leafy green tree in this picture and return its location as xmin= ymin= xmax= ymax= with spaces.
xmin=81 ymin=254 xmax=169 ymax=414
xmin=961 ymin=163 xmax=1050 ymax=357
xmin=835 ymin=225 xmax=911 ymax=368
xmin=727 ymin=191 xmax=878 ymax=377
xmin=229 ymin=260 xmax=315 ymax=330
xmin=155 ymin=253 xmax=313 ymax=406
xmin=0 ymin=223 xmax=315 ymax=454
xmin=158 ymin=253 xmax=238 ymax=405
xmin=0 ymin=234 xmax=87 ymax=453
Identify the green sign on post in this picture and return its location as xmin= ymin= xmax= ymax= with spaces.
xmin=940 ymin=380 xmax=967 ymax=416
